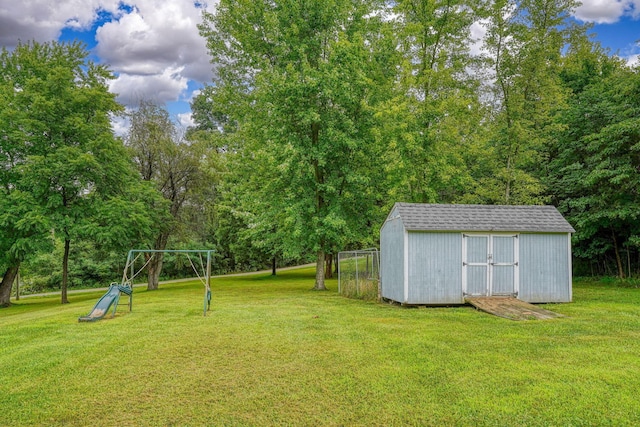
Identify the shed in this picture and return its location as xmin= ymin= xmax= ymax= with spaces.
xmin=380 ymin=203 xmax=575 ymax=305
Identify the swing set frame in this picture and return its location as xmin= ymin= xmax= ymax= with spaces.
xmin=122 ymin=249 xmax=215 ymax=316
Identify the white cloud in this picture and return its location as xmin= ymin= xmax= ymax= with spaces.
xmin=110 ymin=113 xmax=130 ymax=138
xmin=177 ymin=112 xmax=195 ymax=129
xmin=469 ymin=20 xmax=487 ymax=57
xmin=633 ymin=0 xmax=640 ymax=18
xmin=0 ymin=0 xmax=122 ymax=46
xmin=0 ymin=0 xmax=214 ymax=114
xmin=109 ymin=65 xmax=189 ymax=106
xmin=573 ymin=0 xmax=634 ymax=23
xmin=95 ymin=1 xmax=213 ymax=84
xmin=188 ymin=89 xmax=203 ymax=103
xmin=627 ymin=53 xmax=640 ymax=67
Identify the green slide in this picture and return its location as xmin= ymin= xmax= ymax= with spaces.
xmin=78 ymin=283 xmax=130 ymax=322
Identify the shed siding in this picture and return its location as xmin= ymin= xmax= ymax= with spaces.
xmin=407 ymin=232 xmax=462 ymax=304
xmin=380 ymin=211 xmax=405 ymax=303
xmin=519 ymin=233 xmax=571 ymax=303
xmin=380 ymin=204 xmax=573 ymax=306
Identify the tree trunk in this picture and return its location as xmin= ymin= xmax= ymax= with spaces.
xmin=504 ymin=155 xmax=512 ymax=204
xmin=310 ymin=120 xmax=326 ymax=292
xmin=0 ymin=263 xmax=20 ymax=308
xmin=313 ymin=250 xmax=327 ymax=290
xmin=272 ymin=256 xmax=277 ymax=276
xmin=147 ymin=232 xmax=169 ymax=290
xmin=325 ymin=253 xmax=333 ymax=279
xmin=612 ymin=230 xmax=625 ymax=279
xmin=147 ymin=252 xmax=164 ymax=290
xmin=61 ymin=238 xmax=70 ymax=304
xmin=626 ymin=244 xmax=631 ymax=279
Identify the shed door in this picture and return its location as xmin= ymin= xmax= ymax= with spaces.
xmin=464 ymin=235 xmax=489 ymax=296
xmin=491 ymin=235 xmax=518 ymax=295
xmin=463 ymin=234 xmax=518 ymax=297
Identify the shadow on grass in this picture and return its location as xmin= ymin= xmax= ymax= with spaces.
xmin=0 ymin=269 xmax=319 ymax=319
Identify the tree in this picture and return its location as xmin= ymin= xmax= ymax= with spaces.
xmin=550 ymin=50 xmax=640 ymax=277
xmin=0 ymin=190 xmax=51 ymax=306
xmin=477 ymin=0 xmax=582 ymax=204
xmin=126 ymin=100 xmax=204 ymax=290
xmin=199 ymin=0 xmax=394 ymax=290
xmin=381 ymin=0 xmax=483 ymax=205
xmin=0 ymin=43 xmax=59 ymax=306
xmin=0 ymin=41 xmax=155 ymax=305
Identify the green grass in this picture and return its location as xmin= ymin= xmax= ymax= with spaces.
xmin=2 ymin=270 xmax=640 ymax=426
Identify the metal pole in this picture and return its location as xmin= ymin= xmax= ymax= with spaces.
xmin=129 ymin=250 xmax=134 ymax=283
xmin=366 ymin=253 xmax=370 ymax=277
xmin=338 ymin=252 xmax=341 ymax=294
xmin=129 ymin=250 xmax=134 ymax=311
xmin=355 ymin=252 xmax=359 ymax=296
xmin=205 ymin=251 xmax=212 ymax=316
xmin=123 ymin=249 xmax=215 ymax=315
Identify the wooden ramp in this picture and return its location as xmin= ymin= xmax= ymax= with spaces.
xmin=465 ymin=296 xmax=564 ymax=320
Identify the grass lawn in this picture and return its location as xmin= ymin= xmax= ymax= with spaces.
xmin=1 ymin=268 xmax=640 ymax=426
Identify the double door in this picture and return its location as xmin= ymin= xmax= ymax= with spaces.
xmin=463 ymin=234 xmax=518 ymax=297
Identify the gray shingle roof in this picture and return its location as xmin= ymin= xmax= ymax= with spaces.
xmin=390 ymin=203 xmax=575 ymax=233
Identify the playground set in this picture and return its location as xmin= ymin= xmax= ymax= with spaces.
xmin=78 ymin=249 xmax=214 ymax=322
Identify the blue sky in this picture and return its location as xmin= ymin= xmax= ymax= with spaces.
xmin=590 ymin=16 xmax=640 ymax=60
xmin=1 ymin=0 xmax=638 ymax=134
xmin=0 ymin=0 xmax=211 ymax=133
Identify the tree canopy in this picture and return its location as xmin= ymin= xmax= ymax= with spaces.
xmin=193 ymin=0 xmax=640 ymax=280
xmin=0 ymin=41 xmax=161 ymax=305
xmin=199 ymin=0 xmax=395 ymax=289
xmin=3 ymin=1 xmax=640 ymax=304
xmin=126 ymin=100 xmax=212 ymax=290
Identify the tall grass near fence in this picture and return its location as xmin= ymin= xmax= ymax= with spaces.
xmin=338 ymin=249 xmax=380 ymax=300
xmin=1 ymin=270 xmax=640 ymax=426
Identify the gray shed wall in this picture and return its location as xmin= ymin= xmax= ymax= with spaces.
xmin=519 ymin=233 xmax=572 ymax=303
xmin=381 ymin=229 xmax=572 ymax=305
xmin=380 ymin=209 xmax=405 ymax=303
xmin=407 ymin=232 xmax=462 ymax=304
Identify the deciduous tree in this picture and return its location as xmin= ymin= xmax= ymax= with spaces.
xmin=383 ymin=0 xmax=482 ymax=204
xmin=199 ymin=0 xmax=394 ymax=289
xmin=478 ymin=0 xmax=581 ymax=204
xmin=0 ymin=41 xmax=156 ymax=305
xmin=550 ymin=50 xmax=640 ymax=277
xmin=126 ymin=100 xmax=205 ymax=290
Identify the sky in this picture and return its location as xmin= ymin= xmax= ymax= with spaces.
xmin=0 ymin=0 xmax=212 ymax=134
xmin=0 ymin=0 xmax=639 ymax=135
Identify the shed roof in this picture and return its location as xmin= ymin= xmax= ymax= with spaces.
xmin=389 ymin=203 xmax=575 ymax=233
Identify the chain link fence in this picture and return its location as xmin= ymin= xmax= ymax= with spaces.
xmin=338 ymin=249 xmax=380 ymax=300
